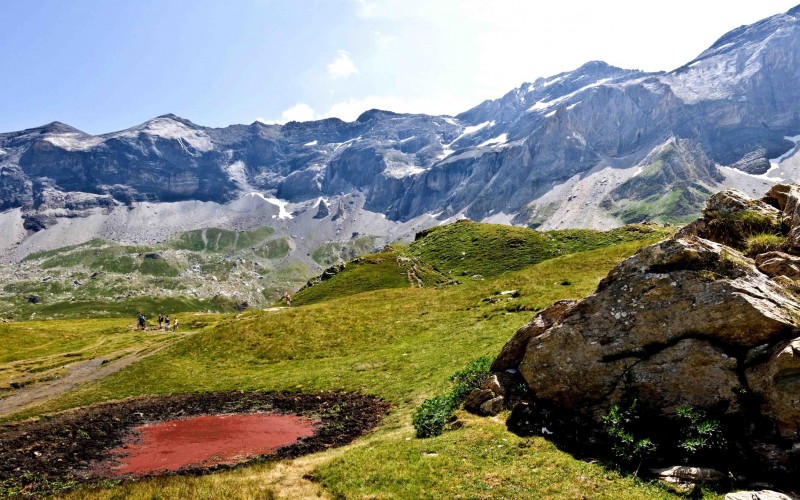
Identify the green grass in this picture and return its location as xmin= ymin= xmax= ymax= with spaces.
xmin=408 ymin=220 xmax=672 ymax=277
xmin=256 ymin=237 xmax=291 ymax=259
xmin=168 ymin=226 xmax=276 ymax=253
xmin=22 ymin=239 xmax=107 ymax=262
xmin=315 ymin=413 xmax=693 ymax=500
xmin=293 ymin=251 xmax=448 ymax=306
xmin=4 ymin=296 xmax=239 ymax=321
xmin=37 ymin=245 xmax=182 ymax=277
xmin=745 ymin=233 xmax=788 ymax=256
xmin=0 ymin=318 xmax=181 ymax=398
xmin=5 ymin=233 xmax=708 ymax=499
xmin=611 ymin=185 xmax=711 ymax=225
xmin=2 ymin=223 xmax=713 ymax=499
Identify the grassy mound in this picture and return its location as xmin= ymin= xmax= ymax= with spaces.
xmin=293 ymin=251 xmax=448 ymax=306
xmin=408 ymin=220 xmax=672 ymax=277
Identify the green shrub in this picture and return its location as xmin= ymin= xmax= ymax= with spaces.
xmin=675 ymin=404 xmax=725 ymax=461
xmin=413 ymin=356 xmax=493 ymax=438
xmin=745 ymin=233 xmax=787 ymax=256
xmin=602 ymin=401 xmax=657 ymax=474
xmin=412 ymin=393 xmax=457 ymax=438
xmin=449 ymin=355 xmax=492 ymax=400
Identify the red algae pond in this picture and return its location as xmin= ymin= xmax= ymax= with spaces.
xmin=102 ymin=413 xmax=318 ymax=476
xmin=0 ymin=392 xmax=389 ymax=496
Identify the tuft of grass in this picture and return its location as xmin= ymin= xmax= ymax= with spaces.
xmin=413 ymin=356 xmax=493 ymax=438
xmin=744 ymin=233 xmax=787 ymax=256
xmin=706 ymin=209 xmax=784 ymax=249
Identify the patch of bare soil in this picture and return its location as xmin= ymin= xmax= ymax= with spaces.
xmin=0 ymin=391 xmax=389 ymax=497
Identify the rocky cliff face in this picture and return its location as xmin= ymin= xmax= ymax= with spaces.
xmin=2 ymin=6 xmax=800 ymax=237
xmin=475 ymin=185 xmax=800 ymax=487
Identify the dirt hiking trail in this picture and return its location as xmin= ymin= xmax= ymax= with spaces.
xmin=0 ymin=334 xmax=189 ymax=418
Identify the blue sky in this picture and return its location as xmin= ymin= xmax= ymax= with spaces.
xmin=1 ymin=0 xmax=798 ymax=134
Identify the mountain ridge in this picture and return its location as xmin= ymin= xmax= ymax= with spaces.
xmin=1 ymin=4 xmax=800 ymax=260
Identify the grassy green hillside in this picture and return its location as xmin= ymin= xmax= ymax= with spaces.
xmin=0 ymin=222 xmax=709 ymax=499
xmin=408 ymin=220 xmax=669 ymax=277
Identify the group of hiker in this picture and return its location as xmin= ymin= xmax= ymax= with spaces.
xmin=136 ymin=313 xmax=179 ymax=332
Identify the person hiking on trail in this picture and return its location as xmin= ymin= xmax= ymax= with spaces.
xmin=158 ymin=314 xmax=164 ymax=329
xmin=164 ymin=315 xmax=171 ymax=331
xmin=173 ymin=318 xmax=179 ymax=332
xmin=282 ymin=292 xmax=292 ymax=306
xmin=137 ymin=314 xmax=146 ymax=331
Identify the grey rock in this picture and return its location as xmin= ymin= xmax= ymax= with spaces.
xmin=651 ymin=465 xmax=725 ymax=484
xmin=463 ymin=389 xmax=495 ymax=413
xmin=725 ymin=491 xmax=796 ymax=500
xmin=491 ymin=299 xmax=577 ymax=372
xmin=479 ymin=396 xmax=505 ymax=416
xmin=755 ymin=251 xmax=800 ymax=279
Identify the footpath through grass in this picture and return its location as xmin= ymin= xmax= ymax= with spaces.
xmin=0 ymin=319 xmax=181 ymax=400
xmin=1 ymin=234 xmax=716 ymax=499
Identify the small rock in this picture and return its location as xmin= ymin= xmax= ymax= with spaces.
xmin=464 ymin=389 xmax=495 ymax=413
xmin=26 ymin=295 xmax=41 ymax=304
xmin=481 ymin=374 xmax=505 ymax=396
xmin=725 ymin=491 xmax=795 ymax=500
xmin=755 ymin=251 xmax=800 ymax=279
xmin=479 ymin=396 xmax=505 ymax=416
xmin=651 ymin=465 xmax=725 ymax=484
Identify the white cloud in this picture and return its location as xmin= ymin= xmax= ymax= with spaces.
xmin=281 ymin=103 xmax=317 ymax=122
xmin=353 ymin=0 xmax=380 ymax=18
xmin=374 ymin=30 xmax=396 ymax=49
xmin=259 ymin=103 xmax=319 ymax=125
xmin=327 ymin=50 xmax=358 ymax=79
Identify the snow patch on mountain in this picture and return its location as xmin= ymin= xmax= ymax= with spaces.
xmin=43 ymin=133 xmax=104 ymax=151
xmin=110 ymin=117 xmax=214 ymax=152
xmin=478 ymin=134 xmax=508 ymax=148
xmin=384 ymin=164 xmax=426 ymax=178
xmin=770 ymin=134 xmax=800 ymax=166
xmin=225 ymin=160 xmax=251 ymax=190
xmin=246 ymin=193 xmax=294 ymax=219
xmin=526 ymin=78 xmax=613 ymax=113
xmin=462 ymin=121 xmax=494 ymax=135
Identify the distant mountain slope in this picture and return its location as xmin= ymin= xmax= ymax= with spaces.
xmin=1 ymin=5 xmax=800 ymax=256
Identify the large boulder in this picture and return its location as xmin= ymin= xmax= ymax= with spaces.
xmin=517 ymin=237 xmax=798 ymax=417
xmin=491 ymin=185 xmax=800 ymax=487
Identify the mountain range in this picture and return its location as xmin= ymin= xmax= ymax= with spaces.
xmin=2 ymin=5 xmax=800 ymax=262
